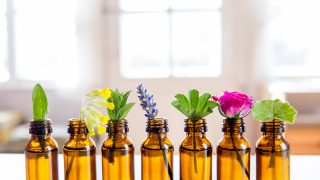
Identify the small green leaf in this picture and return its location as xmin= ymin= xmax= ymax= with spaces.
xmin=107 ymin=89 xmax=135 ymax=120
xmin=121 ymin=91 xmax=131 ymax=107
xmin=86 ymin=106 xmax=102 ymax=118
xmin=32 ymin=83 xmax=48 ymax=120
xmin=196 ymin=93 xmax=211 ymax=113
xmin=252 ymin=99 xmax=297 ymax=123
xmin=175 ymin=94 xmax=190 ymax=109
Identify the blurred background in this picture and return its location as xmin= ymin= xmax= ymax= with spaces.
xmin=0 ymin=0 xmax=319 ymax=155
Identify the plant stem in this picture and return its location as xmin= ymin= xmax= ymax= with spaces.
xmin=65 ymin=120 xmax=82 ymax=179
xmin=229 ymin=122 xmax=250 ymax=179
xmin=39 ymin=135 xmax=48 ymax=159
xmin=108 ymin=124 xmax=116 ymax=163
xmin=192 ymin=120 xmax=198 ymax=174
xmin=157 ymin=134 xmax=173 ymax=180
xmin=268 ymin=120 xmax=276 ymax=168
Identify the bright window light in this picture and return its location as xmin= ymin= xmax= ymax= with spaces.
xmin=268 ymin=0 xmax=320 ymax=77
xmin=119 ymin=0 xmax=222 ymax=78
xmin=12 ymin=0 xmax=78 ymax=85
xmin=0 ymin=0 xmax=9 ymax=82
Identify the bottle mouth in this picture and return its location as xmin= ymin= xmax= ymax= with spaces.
xmin=261 ymin=120 xmax=285 ymax=133
xmin=184 ymin=119 xmax=208 ymax=132
xmin=222 ymin=118 xmax=245 ymax=133
xmin=146 ymin=118 xmax=169 ymax=133
xmin=67 ymin=119 xmax=88 ymax=134
xmin=29 ymin=119 xmax=53 ymax=135
xmin=107 ymin=119 xmax=129 ymax=133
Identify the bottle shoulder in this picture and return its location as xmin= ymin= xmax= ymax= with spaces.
xmin=217 ymin=135 xmax=250 ymax=150
xmin=180 ymin=135 xmax=212 ymax=150
xmin=256 ymin=135 xmax=290 ymax=151
xmin=25 ymin=135 xmax=58 ymax=152
xmin=141 ymin=136 xmax=174 ymax=150
xmin=102 ymin=136 xmax=134 ymax=149
xmin=64 ymin=136 xmax=96 ymax=150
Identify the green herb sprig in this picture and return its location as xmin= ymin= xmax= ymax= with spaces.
xmin=171 ymin=89 xmax=218 ymax=174
xmin=32 ymin=83 xmax=48 ymax=120
xmin=107 ymin=89 xmax=135 ymax=120
xmin=171 ymin=89 xmax=218 ymax=120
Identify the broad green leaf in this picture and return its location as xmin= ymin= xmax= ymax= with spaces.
xmin=171 ymin=100 xmax=188 ymax=117
xmin=118 ymin=102 xmax=135 ymax=120
xmin=252 ymin=99 xmax=297 ymax=123
xmin=32 ymin=83 xmax=48 ymax=120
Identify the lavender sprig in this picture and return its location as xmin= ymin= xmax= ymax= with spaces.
xmin=137 ymin=84 xmax=158 ymax=119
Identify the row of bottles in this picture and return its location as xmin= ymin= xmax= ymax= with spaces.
xmin=25 ymin=118 xmax=290 ymax=180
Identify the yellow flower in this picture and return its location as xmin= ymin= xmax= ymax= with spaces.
xmin=106 ymin=102 xmax=115 ymax=110
xmin=99 ymin=88 xmax=112 ymax=99
xmin=100 ymin=115 xmax=109 ymax=124
xmin=88 ymin=131 xmax=95 ymax=136
xmin=97 ymin=125 xmax=106 ymax=134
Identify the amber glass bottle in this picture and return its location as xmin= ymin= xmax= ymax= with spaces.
xmin=217 ymin=119 xmax=250 ymax=180
xmin=63 ymin=119 xmax=97 ymax=180
xmin=180 ymin=119 xmax=212 ymax=180
xmin=256 ymin=120 xmax=290 ymax=180
xmin=25 ymin=120 xmax=59 ymax=180
xmin=101 ymin=119 xmax=134 ymax=180
xmin=141 ymin=118 xmax=174 ymax=180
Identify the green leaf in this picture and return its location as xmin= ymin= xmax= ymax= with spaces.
xmin=32 ymin=83 xmax=48 ymax=120
xmin=118 ymin=102 xmax=135 ymax=120
xmin=121 ymin=91 xmax=131 ymax=107
xmin=189 ymin=89 xmax=199 ymax=113
xmin=171 ymin=100 xmax=188 ymax=117
xmin=252 ymin=99 xmax=297 ymax=123
xmin=86 ymin=106 xmax=102 ymax=118
xmin=171 ymin=90 xmax=217 ymax=120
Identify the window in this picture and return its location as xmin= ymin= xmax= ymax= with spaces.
xmin=119 ymin=0 xmax=222 ymax=78
xmin=1 ymin=0 xmax=78 ymax=86
xmin=267 ymin=0 xmax=320 ymax=77
xmin=0 ymin=0 xmax=9 ymax=82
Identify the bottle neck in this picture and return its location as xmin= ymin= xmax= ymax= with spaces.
xmin=222 ymin=119 xmax=245 ymax=136
xmin=146 ymin=118 xmax=168 ymax=139
xmin=261 ymin=120 xmax=285 ymax=136
xmin=184 ymin=119 xmax=207 ymax=136
xmin=67 ymin=119 xmax=89 ymax=139
xmin=29 ymin=119 xmax=53 ymax=136
xmin=107 ymin=119 xmax=129 ymax=139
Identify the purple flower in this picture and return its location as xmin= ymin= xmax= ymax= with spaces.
xmin=137 ymin=84 xmax=158 ymax=119
xmin=212 ymin=91 xmax=253 ymax=119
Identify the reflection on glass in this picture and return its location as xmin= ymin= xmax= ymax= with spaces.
xmin=172 ymin=12 xmax=221 ymax=77
xmin=120 ymin=13 xmax=170 ymax=78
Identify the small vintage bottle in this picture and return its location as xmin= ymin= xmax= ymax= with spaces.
xmin=180 ymin=119 xmax=212 ymax=180
xmin=25 ymin=120 xmax=59 ymax=180
xmin=63 ymin=119 xmax=97 ymax=180
xmin=256 ymin=120 xmax=290 ymax=180
xmin=141 ymin=118 xmax=174 ymax=180
xmin=101 ymin=119 xmax=134 ymax=180
xmin=217 ymin=119 xmax=250 ymax=180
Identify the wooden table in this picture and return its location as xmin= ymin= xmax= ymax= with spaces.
xmin=0 ymin=154 xmax=317 ymax=180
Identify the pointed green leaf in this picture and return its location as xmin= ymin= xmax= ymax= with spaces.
xmin=92 ymin=98 xmax=108 ymax=107
xmin=32 ymin=83 xmax=48 ymax=120
xmin=118 ymin=102 xmax=135 ymax=120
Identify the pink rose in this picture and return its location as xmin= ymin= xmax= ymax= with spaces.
xmin=212 ymin=91 xmax=253 ymax=119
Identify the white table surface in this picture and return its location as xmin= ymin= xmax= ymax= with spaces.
xmin=0 ymin=154 xmax=318 ymax=180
